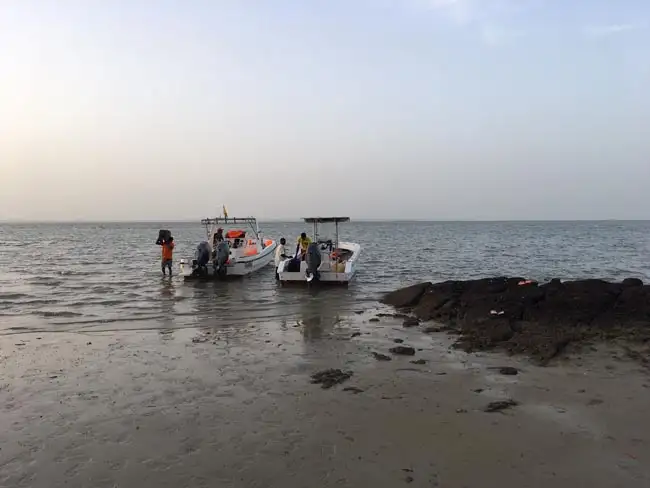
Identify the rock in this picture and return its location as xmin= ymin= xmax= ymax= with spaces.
xmin=483 ymin=399 xmax=519 ymax=413
xmin=528 ymin=279 xmax=621 ymax=327
xmin=587 ymin=398 xmax=604 ymax=406
xmin=389 ymin=346 xmax=416 ymax=356
xmin=393 ymin=338 xmax=404 ymax=343
xmin=423 ymin=326 xmax=443 ymax=333
xmin=592 ymin=285 xmax=650 ymax=330
xmin=350 ymin=332 xmax=361 ymax=338
xmin=491 ymin=366 xmax=519 ymax=376
xmin=369 ymin=318 xmax=380 ymax=323
xmin=622 ymin=278 xmax=643 ymax=288
xmin=383 ymin=276 xmax=650 ymax=365
xmin=381 ymin=282 xmax=432 ymax=308
xmin=410 ymin=359 xmax=427 ymax=365
xmin=310 ymin=369 xmax=353 ymax=389
xmin=343 ymin=387 xmax=364 ymax=394
xmin=402 ymin=317 xmax=420 ymax=328
xmin=372 ymin=352 xmax=392 ymax=361
xmin=412 ymin=280 xmax=465 ymax=320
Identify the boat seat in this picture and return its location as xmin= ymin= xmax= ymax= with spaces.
xmin=243 ymin=247 xmax=259 ymax=257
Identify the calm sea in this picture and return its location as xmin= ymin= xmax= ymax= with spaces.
xmin=1 ymin=221 xmax=649 ymax=333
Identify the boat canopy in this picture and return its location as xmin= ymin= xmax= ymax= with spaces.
xmin=303 ymin=217 xmax=350 ymax=223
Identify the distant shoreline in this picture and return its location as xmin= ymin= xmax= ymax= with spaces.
xmin=1 ymin=219 xmax=648 ymax=225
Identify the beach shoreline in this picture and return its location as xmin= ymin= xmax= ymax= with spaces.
xmin=2 ymin=311 xmax=649 ymax=487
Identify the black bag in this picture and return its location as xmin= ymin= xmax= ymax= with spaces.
xmin=156 ymin=229 xmax=171 ymax=245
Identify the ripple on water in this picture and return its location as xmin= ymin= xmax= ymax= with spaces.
xmin=34 ymin=311 xmax=85 ymax=318
xmin=0 ymin=292 xmax=29 ymax=301
xmin=24 ymin=275 xmax=64 ymax=283
xmin=67 ymin=299 xmax=129 ymax=307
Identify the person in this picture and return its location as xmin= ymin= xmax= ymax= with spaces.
xmin=296 ymin=232 xmax=312 ymax=260
xmin=274 ymin=238 xmax=290 ymax=279
xmin=159 ymin=236 xmax=175 ymax=276
xmin=212 ymin=229 xmax=223 ymax=260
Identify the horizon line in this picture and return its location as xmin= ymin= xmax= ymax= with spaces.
xmin=1 ymin=218 xmax=648 ymax=224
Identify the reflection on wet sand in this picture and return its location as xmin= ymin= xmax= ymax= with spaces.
xmin=157 ymin=280 xmax=176 ymax=339
xmin=2 ymin=317 xmax=649 ymax=488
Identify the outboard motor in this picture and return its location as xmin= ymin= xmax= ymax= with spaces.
xmin=192 ymin=241 xmax=211 ymax=276
xmin=214 ymin=240 xmax=230 ymax=277
xmin=196 ymin=241 xmax=211 ymax=266
xmin=305 ymin=242 xmax=321 ymax=282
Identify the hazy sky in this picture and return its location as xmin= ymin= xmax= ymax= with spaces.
xmin=1 ymin=0 xmax=649 ymax=221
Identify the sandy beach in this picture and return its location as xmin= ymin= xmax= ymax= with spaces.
xmin=2 ymin=311 xmax=649 ymax=488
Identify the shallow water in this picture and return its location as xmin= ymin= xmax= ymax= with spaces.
xmin=1 ymin=221 xmax=650 ymax=333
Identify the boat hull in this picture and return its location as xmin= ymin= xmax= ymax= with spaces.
xmin=277 ymin=242 xmax=360 ymax=285
xmin=181 ymin=240 xmax=277 ymax=280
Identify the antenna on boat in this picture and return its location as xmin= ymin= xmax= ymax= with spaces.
xmin=335 ymin=220 xmax=339 ymax=250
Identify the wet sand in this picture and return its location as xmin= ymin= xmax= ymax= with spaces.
xmin=2 ymin=314 xmax=650 ymax=488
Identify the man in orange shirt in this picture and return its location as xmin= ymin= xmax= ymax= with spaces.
xmin=160 ymin=236 xmax=175 ymax=276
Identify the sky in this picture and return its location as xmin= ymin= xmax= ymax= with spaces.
xmin=1 ymin=0 xmax=649 ymax=221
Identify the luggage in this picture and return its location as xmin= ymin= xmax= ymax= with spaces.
xmin=156 ymin=229 xmax=172 ymax=245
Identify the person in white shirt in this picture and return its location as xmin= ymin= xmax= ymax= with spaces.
xmin=274 ymin=238 xmax=290 ymax=280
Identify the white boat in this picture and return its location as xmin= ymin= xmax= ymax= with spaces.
xmin=277 ymin=217 xmax=361 ymax=285
xmin=180 ymin=217 xmax=277 ymax=280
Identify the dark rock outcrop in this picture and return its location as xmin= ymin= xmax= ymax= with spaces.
xmin=381 ymin=282 xmax=431 ymax=308
xmin=382 ymin=277 xmax=650 ymax=365
xmin=622 ymin=278 xmax=643 ymax=288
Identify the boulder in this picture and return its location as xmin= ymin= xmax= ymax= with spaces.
xmin=622 ymin=278 xmax=644 ymax=288
xmin=389 ymin=346 xmax=416 ymax=356
xmin=591 ymin=285 xmax=650 ymax=331
xmin=525 ymin=279 xmax=622 ymax=327
xmin=402 ymin=317 xmax=420 ymax=327
xmin=381 ymin=282 xmax=432 ymax=308
xmin=413 ymin=280 xmax=467 ymax=320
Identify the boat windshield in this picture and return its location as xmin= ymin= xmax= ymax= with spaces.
xmin=312 ymin=222 xmax=341 ymax=251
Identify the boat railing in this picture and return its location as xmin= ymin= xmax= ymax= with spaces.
xmin=201 ymin=217 xmax=261 ymax=241
xmin=201 ymin=217 xmax=257 ymax=225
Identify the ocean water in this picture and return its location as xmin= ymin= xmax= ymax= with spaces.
xmin=1 ymin=221 xmax=649 ymax=333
